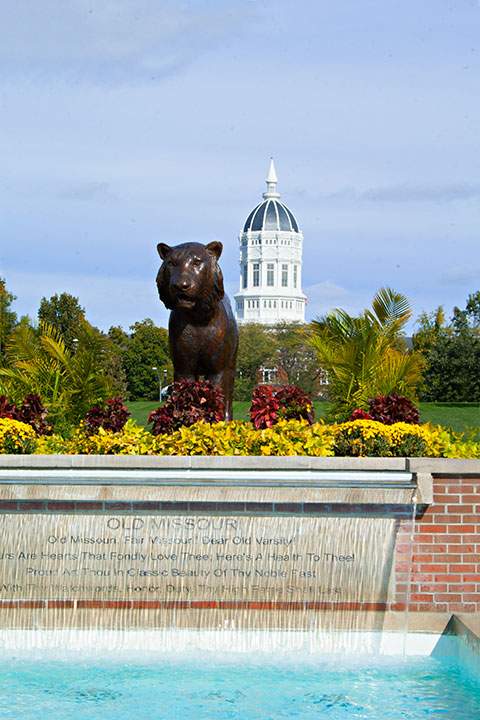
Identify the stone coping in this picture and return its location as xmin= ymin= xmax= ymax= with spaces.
xmin=0 ymin=455 xmax=477 ymax=474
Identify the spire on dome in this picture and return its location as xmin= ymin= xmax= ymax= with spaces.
xmin=263 ymin=157 xmax=280 ymax=199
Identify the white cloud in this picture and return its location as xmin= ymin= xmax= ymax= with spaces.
xmin=0 ymin=0 xmax=253 ymax=84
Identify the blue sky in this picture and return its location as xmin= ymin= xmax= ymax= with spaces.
xmin=1 ymin=0 xmax=479 ymax=333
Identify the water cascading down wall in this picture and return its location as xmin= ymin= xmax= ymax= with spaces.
xmin=0 ymin=455 xmax=478 ymax=640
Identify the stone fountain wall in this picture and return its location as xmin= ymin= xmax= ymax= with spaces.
xmin=0 ymin=456 xmax=477 ymax=632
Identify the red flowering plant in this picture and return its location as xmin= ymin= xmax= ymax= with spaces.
xmin=84 ymin=396 xmax=131 ymax=435
xmin=148 ymin=379 xmax=225 ymax=436
xmin=249 ymin=384 xmax=315 ymax=430
xmin=0 ymin=393 xmax=51 ymax=436
xmin=349 ymin=393 xmax=420 ymax=425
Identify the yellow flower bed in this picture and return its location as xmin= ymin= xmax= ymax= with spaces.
xmin=0 ymin=418 xmax=37 ymax=454
xmin=1 ymin=418 xmax=476 ymax=458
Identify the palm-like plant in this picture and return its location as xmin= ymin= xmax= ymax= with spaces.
xmin=0 ymin=319 xmax=112 ymax=431
xmin=309 ymin=288 xmax=422 ymax=422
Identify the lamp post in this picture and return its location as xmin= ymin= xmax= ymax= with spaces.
xmin=152 ymin=366 xmax=162 ymax=403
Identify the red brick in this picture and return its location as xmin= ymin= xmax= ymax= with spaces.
xmin=77 ymin=601 xmax=103 ymax=609
xmin=190 ymin=601 xmax=218 ymax=609
xmin=447 ymin=544 xmax=475 ymax=553
xmin=450 ymin=564 xmax=476 ymax=573
xmin=436 ymin=494 xmax=460 ymax=503
xmin=411 ymin=593 xmax=433 ymax=602
xmin=434 ymin=554 xmax=462 ymax=563
xmin=218 ymin=601 xmax=249 ymax=610
xmin=449 ymin=583 xmax=475 ymax=592
xmin=0 ymin=601 xmax=18 ymax=608
xmin=448 ymin=504 xmax=474 ymax=513
xmin=435 ymin=574 xmax=462 ymax=583
xmin=459 ymin=485 xmax=476 ymax=494
xmin=412 ymin=554 xmax=433 ymax=563
xmin=433 ymin=514 xmax=461 ymax=523
xmin=0 ymin=502 xmax=17 ymax=510
xmin=131 ymin=601 xmax=163 ymax=609
xmin=304 ymin=602 xmax=333 ymax=610
xmin=417 ymin=524 xmax=446 ymax=534
xmin=421 ymin=564 xmax=448 ymax=573
xmin=18 ymin=601 xmax=46 ymax=608
xmin=247 ymin=602 xmax=277 ymax=610
xmin=461 ymin=495 xmax=480 ymax=503
xmin=103 ymin=601 xmax=132 ymax=609
xmin=48 ymin=600 xmax=75 ymax=609
xmin=395 ymin=544 xmax=412 ymax=554
xmin=362 ymin=603 xmax=388 ymax=610
xmin=417 ymin=544 xmax=447 ymax=554
xmin=434 ymin=477 xmax=461 ymax=486
xmin=18 ymin=502 xmax=46 ymax=511
xmin=161 ymin=601 xmax=189 ymax=609
xmin=76 ymin=501 xmax=104 ymax=511
xmin=271 ymin=602 xmax=304 ymax=610
xmin=409 ymin=573 xmax=434 ymax=582
xmin=434 ymin=593 xmax=462 ymax=602
xmin=421 ymin=584 xmax=447 ymax=593
xmin=447 ymin=525 xmax=475 ymax=533
xmin=449 ymin=603 xmax=476 ymax=612
xmin=464 ymin=574 xmax=480 ymax=582
xmin=389 ymin=603 xmax=407 ymax=611
xmin=462 ymin=594 xmax=480 ymax=602
xmin=47 ymin=501 xmax=76 ymax=511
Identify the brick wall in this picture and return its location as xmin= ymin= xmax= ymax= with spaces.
xmin=399 ymin=474 xmax=480 ymax=613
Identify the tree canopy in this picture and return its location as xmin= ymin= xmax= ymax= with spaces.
xmin=413 ymin=291 xmax=480 ymax=402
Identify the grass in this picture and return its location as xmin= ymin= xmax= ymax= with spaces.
xmin=126 ymin=400 xmax=480 ymax=434
xmin=418 ymin=402 xmax=480 ymax=433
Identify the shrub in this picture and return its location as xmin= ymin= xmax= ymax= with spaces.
xmin=0 ymin=418 xmax=37 ymax=454
xmin=148 ymin=380 xmax=225 ymax=436
xmin=84 ymin=396 xmax=130 ymax=435
xmin=0 ymin=393 xmax=50 ymax=436
xmin=249 ymin=384 xmax=314 ymax=429
xmin=331 ymin=419 xmax=430 ymax=457
xmin=152 ymin=418 xmax=334 ymax=456
xmin=349 ymin=393 xmax=420 ymax=425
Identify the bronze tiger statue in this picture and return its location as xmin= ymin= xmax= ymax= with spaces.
xmin=156 ymin=241 xmax=238 ymax=421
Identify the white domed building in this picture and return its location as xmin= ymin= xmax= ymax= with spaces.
xmin=234 ymin=159 xmax=307 ymax=325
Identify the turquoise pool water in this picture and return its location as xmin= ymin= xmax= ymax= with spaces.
xmin=0 ymin=653 xmax=479 ymax=720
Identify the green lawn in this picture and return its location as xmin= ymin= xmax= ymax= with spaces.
xmin=126 ymin=400 xmax=480 ymax=433
xmin=418 ymin=402 xmax=480 ymax=433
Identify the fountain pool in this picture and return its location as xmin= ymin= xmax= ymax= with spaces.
xmin=0 ymin=630 xmax=479 ymax=720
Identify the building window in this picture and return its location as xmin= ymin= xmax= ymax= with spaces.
xmin=243 ymin=264 xmax=248 ymax=288
xmin=253 ymin=263 xmax=260 ymax=287
xmin=282 ymin=264 xmax=288 ymax=287
xmin=293 ymin=265 xmax=298 ymax=288
xmin=267 ymin=263 xmax=274 ymax=286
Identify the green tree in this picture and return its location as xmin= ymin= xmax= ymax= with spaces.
xmin=272 ymin=322 xmax=319 ymax=396
xmin=308 ymin=287 xmax=422 ymax=422
xmin=234 ymin=323 xmax=276 ymax=401
xmin=0 ymin=278 xmax=18 ymax=361
xmin=414 ymin=292 xmax=480 ymax=401
xmin=0 ymin=319 xmax=113 ymax=430
xmin=110 ymin=319 xmax=171 ymax=400
xmin=38 ymin=293 xmax=85 ymax=349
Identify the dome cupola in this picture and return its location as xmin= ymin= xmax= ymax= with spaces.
xmin=242 ymin=158 xmax=299 ymax=233
xmin=234 ymin=158 xmax=306 ymax=326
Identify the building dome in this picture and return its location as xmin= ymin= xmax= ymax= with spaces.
xmin=243 ymin=199 xmax=299 ymax=233
xmin=234 ymin=158 xmax=307 ymax=327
